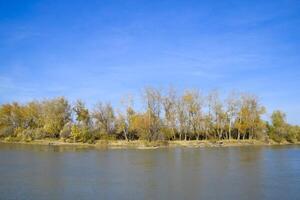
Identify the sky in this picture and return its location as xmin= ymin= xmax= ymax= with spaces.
xmin=0 ymin=0 xmax=300 ymax=124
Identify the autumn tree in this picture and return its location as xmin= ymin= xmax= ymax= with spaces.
xmin=235 ymin=94 xmax=265 ymax=140
xmin=0 ymin=87 xmax=298 ymax=143
xmin=176 ymin=95 xmax=188 ymax=140
xmin=269 ymin=110 xmax=287 ymax=142
xmin=162 ymin=87 xmax=178 ymax=140
xmin=23 ymin=101 xmax=43 ymax=130
xmin=182 ymin=90 xmax=203 ymax=140
xmin=225 ymin=93 xmax=241 ymax=140
xmin=92 ymin=102 xmax=115 ymax=137
xmin=0 ymin=103 xmax=21 ymax=137
xmin=116 ymin=95 xmax=136 ymax=140
xmin=129 ymin=112 xmax=151 ymax=140
xmin=73 ymin=100 xmax=90 ymax=126
xmin=208 ymin=91 xmax=226 ymax=139
xmin=42 ymin=97 xmax=71 ymax=138
xmin=143 ymin=87 xmax=162 ymax=141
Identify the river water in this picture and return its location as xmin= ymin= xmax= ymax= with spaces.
xmin=0 ymin=143 xmax=299 ymax=200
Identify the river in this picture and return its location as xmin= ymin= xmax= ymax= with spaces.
xmin=0 ymin=143 xmax=299 ymax=200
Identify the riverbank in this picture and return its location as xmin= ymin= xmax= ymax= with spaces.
xmin=0 ymin=138 xmax=299 ymax=149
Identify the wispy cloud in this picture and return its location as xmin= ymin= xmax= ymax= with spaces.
xmin=191 ymin=70 xmax=224 ymax=80
xmin=3 ymin=26 xmax=41 ymax=44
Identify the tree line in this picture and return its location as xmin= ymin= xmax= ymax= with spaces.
xmin=0 ymin=87 xmax=299 ymax=143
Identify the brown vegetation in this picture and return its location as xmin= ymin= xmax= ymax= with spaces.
xmin=1 ymin=87 xmax=299 ymax=145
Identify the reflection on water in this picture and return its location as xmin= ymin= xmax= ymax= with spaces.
xmin=0 ymin=144 xmax=299 ymax=200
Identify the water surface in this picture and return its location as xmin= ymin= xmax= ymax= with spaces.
xmin=0 ymin=143 xmax=299 ymax=200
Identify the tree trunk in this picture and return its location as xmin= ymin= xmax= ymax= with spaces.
xmin=123 ymin=129 xmax=128 ymax=141
xmin=172 ymin=128 xmax=176 ymax=140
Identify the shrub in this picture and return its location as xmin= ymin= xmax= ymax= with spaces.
xmin=0 ymin=127 xmax=14 ymax=138
xmin=269 ymin=133 xmax=284 ymax=143
xmin=71 ymin=125 xmax=93 ymax=143
xmin=160 ymin=127 xmax=174 ymax=140
xmin=32 ymin=128 xmax=46 ymax=139
xmin=286 ymin=127 xmax=298 ymax=143
xmin=99 ymin=132 xmax=116 ymax=140
xmin=286 ymin=134 xmax=297 ymax=143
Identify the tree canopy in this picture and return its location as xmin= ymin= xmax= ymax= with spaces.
xmin=0 ymin=87 xmax=299 ymax=143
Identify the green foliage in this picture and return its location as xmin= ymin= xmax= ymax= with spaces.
xmin=297 ymin=135 xmax=300 ymax=141
xmin=286 ymin=126 xmax=300 ymax=143
xmin=269 ymin=132 xmax=285 ymax=143
xmin=71 ymin=125 xmax=93 ymax=143
xmin=267 ymin=110 xmax=298 ymax=143
xmin=271 ymin=110 xmax=286 ymax=128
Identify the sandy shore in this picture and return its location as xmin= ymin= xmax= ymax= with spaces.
xmin=0 ymin=138 xmax=299 ymax=149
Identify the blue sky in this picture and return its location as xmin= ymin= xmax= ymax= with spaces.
xmin=0 ymin=0 xmax=300 ymax=124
